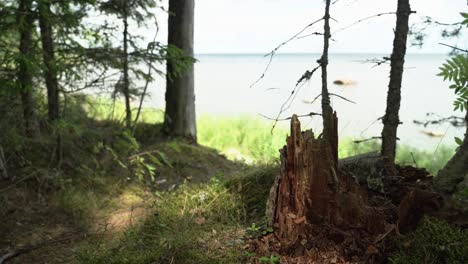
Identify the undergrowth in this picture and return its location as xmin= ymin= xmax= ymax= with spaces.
xmin=389 ymin=217 xmax=468 ymax=264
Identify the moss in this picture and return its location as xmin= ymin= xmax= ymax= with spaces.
xmin=389 ymin=217 xmax=468 ymax=264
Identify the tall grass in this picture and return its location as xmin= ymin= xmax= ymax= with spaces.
xmin=84 ymin=96 xmax=455 ymax=174
xmin=197 ymin=114 xmax=454 ymax=174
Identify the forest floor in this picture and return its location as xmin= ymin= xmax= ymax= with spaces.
xmin=0 ymin=101 xmax=466 ymax=263
xmin=0 ymin=136 xmax=255 ymax=263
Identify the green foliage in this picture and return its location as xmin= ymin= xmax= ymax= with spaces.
xmin=246 ymin=222 xmax=274 ymax=238
xmin=389 ymin=217 xmax=468 ymax=264
xmin=461 ymin=12 xmax=468 ymax=25
xmin=438 ymin=54 xmax=468 ymax=111
xmin=259 ymin=255 xmax=280 ymax=263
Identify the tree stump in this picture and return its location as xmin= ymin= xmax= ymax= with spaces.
xmin=267 ymin=114 xmax=384 ymax=252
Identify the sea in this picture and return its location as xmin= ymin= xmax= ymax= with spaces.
xmin=144 ymin=53 xmax=464 ymax=151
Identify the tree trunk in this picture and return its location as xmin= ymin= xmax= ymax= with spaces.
xmin=17 ymin=0 xmax=40 ymax=138
xmin=268 ymin=115 xmax=384 ymax=252
xmin=381 ymin=0 xmax=412 ymax=165
xmin=434 ymin=111 xmax=468 ymax=193
xmin=38 ymin=0 xmax=62 ymax=164
xmin=38 ymin=0 xmax=60 ymax=122
xmin=320 ymin=0 xmax=334 ymax=146
xmin=122 ymin=7 xmax=132 ymax=129
xmin=163 ymin=0 xmax=197 ymax=142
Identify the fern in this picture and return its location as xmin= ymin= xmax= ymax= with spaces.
xmin=438 ymin=54 xmax=468 ymax=111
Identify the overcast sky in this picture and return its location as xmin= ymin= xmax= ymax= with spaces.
xmin=151 ymin=0 xmax=467 ymax=54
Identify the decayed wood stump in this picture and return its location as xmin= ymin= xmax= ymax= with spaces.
xmin=267 ymin=114 xmax=384 ymax=251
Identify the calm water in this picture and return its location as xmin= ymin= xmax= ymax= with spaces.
xmin=146 ymin=53 xmax=464 ymax=150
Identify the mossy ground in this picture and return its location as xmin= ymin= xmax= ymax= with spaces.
xmin=0 ymin=96 xmax=464 ymax=263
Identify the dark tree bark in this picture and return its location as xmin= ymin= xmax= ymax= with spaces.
xmin=122 ymin=5 xmax=132 ymax=129
xmin=434 ymin=110 xmax=468 ymax=193
xmin=38 ymin=0 xmax=60 ymax=122
xmin=17 ymin=0 xmax=40 ymax=138
xmin=163 ymin=0 xmax=197 ymax=142
xmin=38 ymin=0 xmax=62 ymax=164
xmin=381 ymin=0 xmax=412 ymax=164
xmin=320 ymin=0 xmax=334 ymax=148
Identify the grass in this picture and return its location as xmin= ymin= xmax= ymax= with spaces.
xmin=76 ymin=170 xmax=277 ymax=264
xmin=82 ymin=96 xmax=456 ymax=174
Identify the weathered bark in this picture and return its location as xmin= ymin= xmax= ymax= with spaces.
xmin=434 ymin=111 xmax=468 ymax=193
xmin=38 ymin=0 xmax=60 ymax=122
xmin=17 ymin=0 xmax=40 ymax=138
xmin=320 ymin=0 xmax=334 ymax=146
xmin=381 ymin=0 xmax=412 ymax=164
xmin=163 ymin=0 xmax=197 ymax=142
xmin=268 ymin=115 xmax=384 ymax=251
xmin=122 ymin=6 xmax=132 ymax=129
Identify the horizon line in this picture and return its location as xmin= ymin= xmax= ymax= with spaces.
xmin=195 ymin=52 xmax=448 ymax=55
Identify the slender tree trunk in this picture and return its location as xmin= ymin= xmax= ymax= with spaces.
xmin=38 ymin=0 xmax=60 ymax=122
xmin=123 ymin=6 xmax=132 ymax=129
xmin=381 ymin=0 xmax=412 ymax=164
xmin=38 ymin=0 xmax=62 ymax=164
xmin=321 ymin=0 xmax=334 ymax=148
xmin=434 ymin=111 xmax=468 ymax=193
xmin=163 ymin=0 xmax=197 ymax=142
xmin=17 ymin=0 xmax=40 ymax=138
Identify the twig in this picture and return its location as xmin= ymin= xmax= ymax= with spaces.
xmin=439 ymin=43 xmax=468 ymax=53
xmin=410 ymin=152 xmax=418 ymax=167
xmin=132 ymin=17 xmax=160 ymax=136
xmin=250 ymin=18 xmax=324 ymax=88
xmin=353 ymin=137 xmax=382 ymax=144
xmin=413 ymin=115 xmax=465 ymax=127
xmin=0 ymin=232 xmax=85 ymax=264
xmin=303 ymin=93 xmax=356 ymax=104
xmin=333 ymin=12 xmax=397 ymax=35
xmin=354 ymin=56 xmax=391 ymax=67
xmin=259 ymin=112 xmax=322 ymax=122
xmin=330 ymin=93 xmax=356 ymax=104
xmin=374 ymin=224 xmax=396 ymax=244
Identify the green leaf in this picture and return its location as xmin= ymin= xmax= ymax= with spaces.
xmin=454 ymin=137 xmax=463 ymax=146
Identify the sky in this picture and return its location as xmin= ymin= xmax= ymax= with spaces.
xmin=149 ymin=0 xmax=468 ymax=54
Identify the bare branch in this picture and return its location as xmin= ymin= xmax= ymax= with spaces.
xmin=354 ymin=56 xmax=391 ymax=67
xmin=250 ymin=18 xmax=324 ymax=88
xmin=353 ymin=137 xmax=382 ymax=144
xmin=333 ymin=12 xmax=397 ymax=35
xmin=439 ymin=43 xmax=468 ymax=53
xmin=413 ymin=115 xmax=466 ymax=128
xmin=303 ymin=93 xmax=356 ymax=104
xmin=259 ymin=112 xmax=322 ymax=122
